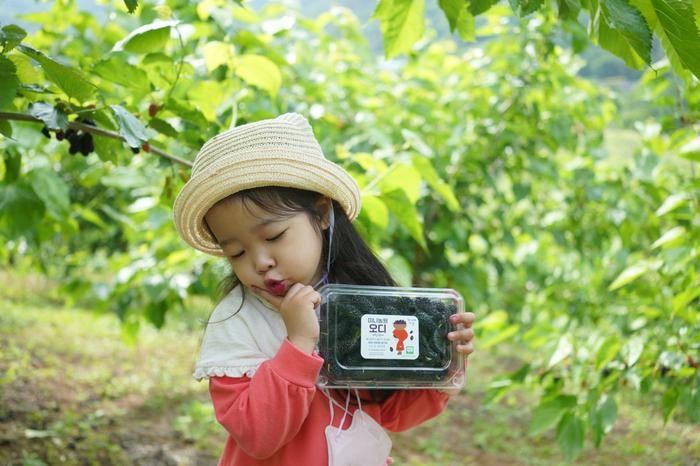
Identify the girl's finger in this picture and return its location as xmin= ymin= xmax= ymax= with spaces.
xmin=448 ymin=328 xmax=474 ymax=342
xmin=255 ymin=288 xmax=284 ymax=308
xmin=294 ymin=285 xmax=321 ymax=305
xmin=450 ymin=312 xmax=475 ymax=326
xmin=456 ymin=342 xmax=475 ymax=355
xmin=284 ymin=282 xmax=305 ymax=299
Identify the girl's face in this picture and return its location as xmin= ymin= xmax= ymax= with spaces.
xmin=204 ymin=196 xmax=328 ymax=298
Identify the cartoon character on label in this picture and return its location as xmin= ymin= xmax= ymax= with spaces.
xmin=392 ymin=320 xmax=408 ymax=355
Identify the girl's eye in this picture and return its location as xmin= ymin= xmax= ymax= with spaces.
xmin=267 ymin=229 xmax=287 ymax=242
xmin=230 ymin=251 xmax=245 ymax=259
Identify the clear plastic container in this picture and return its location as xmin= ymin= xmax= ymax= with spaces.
xmin=315 ymin=284 xmax=466 ymax=389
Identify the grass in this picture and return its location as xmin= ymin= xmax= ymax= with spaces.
xmin=0 ymin=269 xmax=223 ymax=465
xmin=1 ymin=269 xmax=699 ymax=465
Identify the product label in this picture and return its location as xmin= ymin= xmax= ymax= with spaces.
xmin=360 ymin=314 xmax=419 ymax=360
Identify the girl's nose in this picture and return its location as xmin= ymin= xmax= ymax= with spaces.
xmin=255 ymin=252 xmax=275 ymax=273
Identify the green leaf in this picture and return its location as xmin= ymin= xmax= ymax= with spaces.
xmin=662 ymin=386 xmax=680 ymax=423
xmin=75 ymin=205 xmax=108 ymax=229
xmin=149 ymin=118 xmax=178 ymax=138
xmin=595 ymin=336 xmax=622 ymax=370
xmin=477 ymin=309 xmax=508 ymax=330
xmin=598 ymin=396 xmax=618 ymax=433
xmin=651 ymin=226 xmax=686 ymax=249
xmin=381 ymin=188 xmax=427 ymax=250
xmin=201 ymin=41 xmax=235 ymax=72
xmin=0 ymin=182 xmax=45 ymax=236
xmin=556 ymin=412 xmax=585 ymax=462
xmin=557 ymin=0 xmax=582 ymax=19
xmin=120 ymin=316 xmax=140 ymax=347
xmin=548 ymin=335 xmax=573 ymax=368
xmin=656 ymin=192 xmax=690 ymax=216
xmin=469 ymin=0 xmax=500 ymax=14
xmin=0 ymin=56 xmax=19 ymax=110
xmin=379 ymin=163 xmax=422 ymax=203
xmin=601 ymin=0 xmax=653 ymax=64
xmin=529 ymin=395 xmax=577 ymax=436
xmin=678 ymin=137 xmax=700 ymax=161
xmin=0 ymin=120 xmax=11 ymax=138
xmin=590 ymin=395 xmax=618 ymax=447
xmin=18 ymin=45 xmax=95 ymax=101
xmin=621 ymin=337 xmax=644 ymax=366
xmin=2 ymin=148 xmax=21 ymax=182
xmin=632 ymin=0 xmax=693 ymax=81
xmin=110 ymin=104 xmax=149 ymax=148
xmin=372 ymin=0 xmax=425 ymax=58
xmin=0 ymin=24 xmax=27 ymax=52
xmin=186 ymin=80 xmax=229 ymax=121
xmin=113 ymin=20 xmax=177 ymax=54
xmin=27 ymin=167 xmax=71 ymax=219
xmin=385 ymin=253 xmax=413 ymax=286
xmin=597 ymin=8 xmax=647 ymax=68
xmin=354 ymin=153 xmax=389 ymax=173
xmin=649 ymin=0 xmax=700 ymax=79
xmin=457 ymin=4 xmax=476 ymax=40
xmin=123 ymin=0 xmax=139 ymax=14
xmin=608 ymin=263 xmax=648 ymax=290
xmin=438 ymin=0 xmax=464 ymax=31
xmin=8 ymin=53 xmax=43 ymax=84
xmin=401 ymin=128 xmax=433 ymax=157
xmin=93 ymin=135 xmax=122 ymax=164
xmin=234 ymin=54 xmax=282 ymax=96
xmin=361 ymin=195 xmax=389 ymax=229
xmin=93 ymin=53 xmax=150 ymax=92
xmin=29 ymin=102 xmax=69 ymax=131
xmin=509 ymin=0 xmax=544 ymax=16
xmin=688 ymin=382 xmax=700 ymax=422
xmin=146 ymin=300 xmax=167 ymax=328
xmin=479 ymin=324 xmax=519 ymax=349
xmin=411 ymin=155 xmax=460 ymax=212
xmin=672 ymin=287 xmax=700 ymax=313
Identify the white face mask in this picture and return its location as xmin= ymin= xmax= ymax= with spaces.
xmin=324 ymin=389 xmax=393 ymax=466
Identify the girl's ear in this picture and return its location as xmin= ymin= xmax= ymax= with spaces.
xmin=316 ymin=197 xmax=333 ymax=230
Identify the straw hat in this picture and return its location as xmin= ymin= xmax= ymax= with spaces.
xmin=172 ymin=113 xmax=361 ymax=256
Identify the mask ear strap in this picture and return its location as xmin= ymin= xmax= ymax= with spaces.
xmin=337 ymin=388 xmax=352 ymax=435
xmin=313 ymin=202 xmax=334 ymax=290
xmin=354 ymin=389 xmax=363 ymax=412
xmin=327 ymin=391 xmax=335 ymax=427
xmin=326 ymin=203 xmax=335 ymax=273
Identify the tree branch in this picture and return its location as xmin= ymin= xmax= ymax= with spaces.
xmin=0 ymin=111 xmax=193 ymax=168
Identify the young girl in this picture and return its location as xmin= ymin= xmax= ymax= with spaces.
xmin=172 ymin=113 xmax=475 ymax=466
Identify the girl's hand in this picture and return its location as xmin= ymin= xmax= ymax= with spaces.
xmin=441 ymin=312 xmax=476 ymax=397
xmin=447 ymin=311 xmax=476 ymax=356
xmin=258 ymin=283 xmax=320 ymax=354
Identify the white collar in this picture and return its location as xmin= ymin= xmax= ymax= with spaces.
xmin=192 ymin=286 xmax=287 ymax=380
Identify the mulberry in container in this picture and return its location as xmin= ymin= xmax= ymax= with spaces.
xmin=316 ymin=284 xmax=467 ymax=390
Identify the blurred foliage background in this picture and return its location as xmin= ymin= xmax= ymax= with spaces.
xmin=0 ymin=0 xmax=698 ymax=464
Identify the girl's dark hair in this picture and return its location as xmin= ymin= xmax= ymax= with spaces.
xmin=212 ymin=186 xmax=398 ymax=403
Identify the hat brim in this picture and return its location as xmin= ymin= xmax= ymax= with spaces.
xmin=173 ymin=155 xmax=361 ymax=256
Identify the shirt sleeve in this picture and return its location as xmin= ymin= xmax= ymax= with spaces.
xmin=378 ymin=389 xmax=450 ymax=432
xmin=209 ymin=339 xmax=324 ymax=459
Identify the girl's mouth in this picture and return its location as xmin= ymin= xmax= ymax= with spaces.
xmin=264 ymin=279 xmax=288 ymax=297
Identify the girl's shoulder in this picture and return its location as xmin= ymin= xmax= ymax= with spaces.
xmin=194 ymin=286 xmax=286 ymax=380
xmin=206 ymin=286 xmax=282 ymax=328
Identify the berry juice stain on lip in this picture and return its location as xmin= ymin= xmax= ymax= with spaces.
xmin=264 ymin=279 xmax=287 ymax=296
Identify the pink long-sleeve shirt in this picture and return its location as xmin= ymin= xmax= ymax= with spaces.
xmin=209 ymin=338 xmax=450 ymax=466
